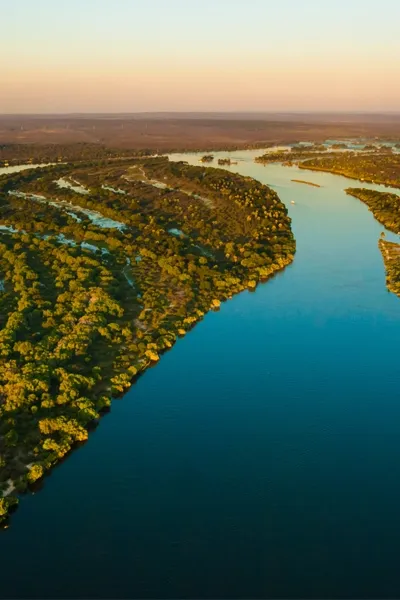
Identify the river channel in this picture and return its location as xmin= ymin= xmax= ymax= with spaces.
xmin=0 ymin=151 xmax=399 ymax=598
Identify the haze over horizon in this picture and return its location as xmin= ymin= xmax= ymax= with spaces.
xmin=2 ymin=0 xmax=400 ymax=114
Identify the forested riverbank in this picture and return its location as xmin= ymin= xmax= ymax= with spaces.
xmin=1 ymin=147 xmax=400 ymax=600
xmin=0 ymin=155 xmax=295 ymax=525
xmin=379 ymin=240 xmax=400 ymax=297
xmin=255 ymin=145 xmax=400 ymax=299
xmin=300 ymin=152 xmax=400 ymax=188
xmin=345 ymin=188 xmax=400 ymax=234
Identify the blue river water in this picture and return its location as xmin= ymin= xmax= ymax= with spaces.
xmin=0 ymin=151 xmax=399 ymax=599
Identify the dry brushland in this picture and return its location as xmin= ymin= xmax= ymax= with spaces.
xmin=0 ymin=153 xmax=295 ymax=525
xmin=2 ymin=113 xmax=400 ymax=152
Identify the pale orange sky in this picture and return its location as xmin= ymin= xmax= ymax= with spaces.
xmin=1 ymin=0 xmax=400 ymax=113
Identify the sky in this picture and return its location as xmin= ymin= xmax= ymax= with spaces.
xmin=1 ymin=0 xmax=400 ymax=113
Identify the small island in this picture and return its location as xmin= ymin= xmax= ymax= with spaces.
xmin=291 ymin=144 xmax=327 ymax=152
xmin=255 ymin=148 xmax=333 ymax=166
xmin=330 ymin=143 xmax=349 ymax=149
xmin=200 ymin=154 xmax=214 ymax=163
xmin=291 ymin=179 xmax=321 ymax=188
xmin=0 ymin=153 xmax=295 ymax=525
xmin=303 ymin=144 xmax=327 ymax=152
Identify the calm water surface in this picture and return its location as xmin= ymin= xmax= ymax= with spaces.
xmin=0 ymin=163 xmax=54 ymax=176
xmin=1 ymin=151 xmax=399 ymax=599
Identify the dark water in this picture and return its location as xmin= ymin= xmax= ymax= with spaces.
xmin=1 ymin=152 xmax=399 ymax=599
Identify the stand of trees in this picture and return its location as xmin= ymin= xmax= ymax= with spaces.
xmin=0 ymin=143 xmax=151 ymax=168
xmin=300 ymin=153 xmax=400 ymax=188
xmin=0 ymin=155 xmax=295 ymax=525
xmin=345 ymin=188 xmax=400 ymax=234
xmin=379 ymin=240 xmax=400 ymax=297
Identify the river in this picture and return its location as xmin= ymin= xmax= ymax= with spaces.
xmin=0 ymin=163 xmax=55 ymax=176
xmin=0 ymin=150 xmax=399 ymax=599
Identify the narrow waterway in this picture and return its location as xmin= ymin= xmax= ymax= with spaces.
xmin=0 ymin=151 xmax=399 ymax=599
xmin=0 ymin=163 xmax=55 ymax=176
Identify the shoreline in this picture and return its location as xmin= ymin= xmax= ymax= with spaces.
xmin=379 ymin=239 xmax=400 ymax=297
xmin=298 ymin=163 xmax=400 ymax=189
xmin=0 ymin=156 xmax=295 ymax=526
xmin=0 ymin=254 xmax=294 ymax=526
xmin=345 ymin=188 xmax=400 ymax=235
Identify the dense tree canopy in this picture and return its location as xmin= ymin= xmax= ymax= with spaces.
xmin=0 ymin=155 xmax=295 ymax=524
xmin=379 ymin=240 xmax=400 ymax=297
xmin=345 ymin=188 xmax=400 ymax=234
xmin=300 ymin=152 xmax=400 ymax=188
xmin=0 ymin=143 xmax=149 ymax=168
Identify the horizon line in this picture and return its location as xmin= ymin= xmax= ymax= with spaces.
xmin=1 ymin=110 xmax=400 ymax=117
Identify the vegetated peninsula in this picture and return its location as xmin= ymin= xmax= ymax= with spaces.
xmin=299 ymin=152 xmax=400 ymax=188
xmin=344 ymin=188 xmax=400 ymax=298
xmin=255 ymin=149 xmax=335 ymax=167
xmin=0 ymin=154 xmax=295 ymax=525
xmin=379 ymin=240 xmax=400 ymax=297
xmin=344 ymin=188 xmax=400 ymax=234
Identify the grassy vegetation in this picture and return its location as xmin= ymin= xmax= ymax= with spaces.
xmin=0 ymin=155 xmax=295 ymax=525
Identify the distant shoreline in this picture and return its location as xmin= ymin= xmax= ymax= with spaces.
xmin=1 ymin=113 xmax=400 ymax=153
